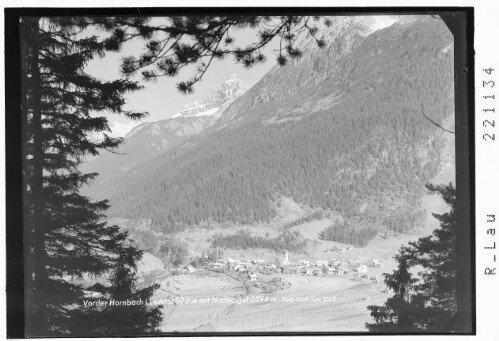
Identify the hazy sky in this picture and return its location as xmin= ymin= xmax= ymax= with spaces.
xmin=84 ymin=21 xmax=280 ymax=135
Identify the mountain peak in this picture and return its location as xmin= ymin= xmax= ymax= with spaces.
xmin=294 ymin=15 xmax=403 ymax=54
xmin=171 ymin=75 xmax=247 ymax=119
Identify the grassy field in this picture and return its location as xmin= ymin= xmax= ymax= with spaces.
xmin=141 ymin=185 xmax=452 ymax=332
xmin=150 ymin=271 xmax=389 ymax=332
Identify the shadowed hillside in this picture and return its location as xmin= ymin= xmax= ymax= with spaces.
xmin=84 ymin=16 xmax=454 ymax=238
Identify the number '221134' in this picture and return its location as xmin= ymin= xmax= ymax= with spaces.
xmin=483 ymin=68 xmax=495 ymax=142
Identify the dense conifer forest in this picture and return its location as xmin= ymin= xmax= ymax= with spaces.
xmin=319 ymin=222 xmax=378 ymax=247
xmin=212 ymin=230 xmax=306 ymax=252
xmin=88 ymin=17 xmax=453 ymax=239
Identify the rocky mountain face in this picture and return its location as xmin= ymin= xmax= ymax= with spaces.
xmin=218 ymin=16 xmax=425 ymax=125
xmin=80 ymin=75 xmax=247 ymax=197
xmin=171 ymin=75 xmax=247 ymax=118
xmin=86 ymin=16 xmax=454 ymax=239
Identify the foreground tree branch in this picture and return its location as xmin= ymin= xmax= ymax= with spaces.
xmin=99 ymin=16 xmax=331 ymax=93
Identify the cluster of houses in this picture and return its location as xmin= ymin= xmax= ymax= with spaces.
xmin=172 ymin=250 xmax=383 ymax=284
xmin=323 ymin=246 xmax=353 ymax=254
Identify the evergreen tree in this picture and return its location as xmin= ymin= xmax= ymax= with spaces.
xmin=22 ymin=16 xmax=327 ymax=335
xmin=21 ymin=17 xmax=161 ymax=336
xmin=74 ymin=246 xmax=163 ymax=336
xmin=366 ymin=183 xmax=458 ymax=332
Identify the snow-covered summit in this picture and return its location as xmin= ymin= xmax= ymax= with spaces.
xmin=171 ymin=74 xmax=247 ymax=119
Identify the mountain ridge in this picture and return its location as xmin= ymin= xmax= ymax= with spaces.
xmin=84 ymin=16 xmax=454 ymax=241
xmin=81 ymin=74 xmax=247 ymax=193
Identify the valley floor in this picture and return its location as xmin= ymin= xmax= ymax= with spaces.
xmin=132 ymin=116 xmax=456 ymax=333
xmin=151 ymin=271 xmax=389 ymax=332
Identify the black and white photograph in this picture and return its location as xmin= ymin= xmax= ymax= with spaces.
xmin=4 ymin=5 xmax=478 ymax=338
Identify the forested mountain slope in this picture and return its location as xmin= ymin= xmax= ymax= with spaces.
xmin=93 ymin=16 xmax=454 ymax=235
xmin=81 ymin=76 xmax=247 ymax=196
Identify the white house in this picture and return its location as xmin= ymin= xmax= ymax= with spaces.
xmin=312 ymin=267 xmax=323 ymax=276
xmin=326 ymin=267 xmax=336 ymax=274
xmin=316 ymin=260 xmax=328 ymax=267
xmin=252 ymin=259 xmax=266 ymax=265
xmin=184 ymin=265 xmax=197 ymax=273
xmin=212 ymin=262 xmax=224 ymax=269
xmin=329 ymin=259 xmax=341 ymax=267
xmin=234 ymin=264 xmax=246 ymax=273
xmin=299 ymin=260 xmax=311 ymax=267
xmin=355 ymin=265 xmax=368 ymax=274
xmin=248 ymin=273 xmax=258 ymax=282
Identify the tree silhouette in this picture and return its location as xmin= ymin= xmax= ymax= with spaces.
xmin=75 ymin=246 xmax=163 ymax=336
xmin=106 ymin=16 xmax=330 ymax=92
xmin=22 ymin=15 xmax=328 ymax=335
xmin=21 ymin=17 xmax=161 ymax=336
xmin=366 ymin=183 xmax=458 ymax=332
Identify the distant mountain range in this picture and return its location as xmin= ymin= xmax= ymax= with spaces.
xmin=82 ymin=15 xmax=455 ymax=238
xmin=80 ymin=75 xmax=247 ymax=192
xmin=171 ymin=74 xmax=247 ymax=118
